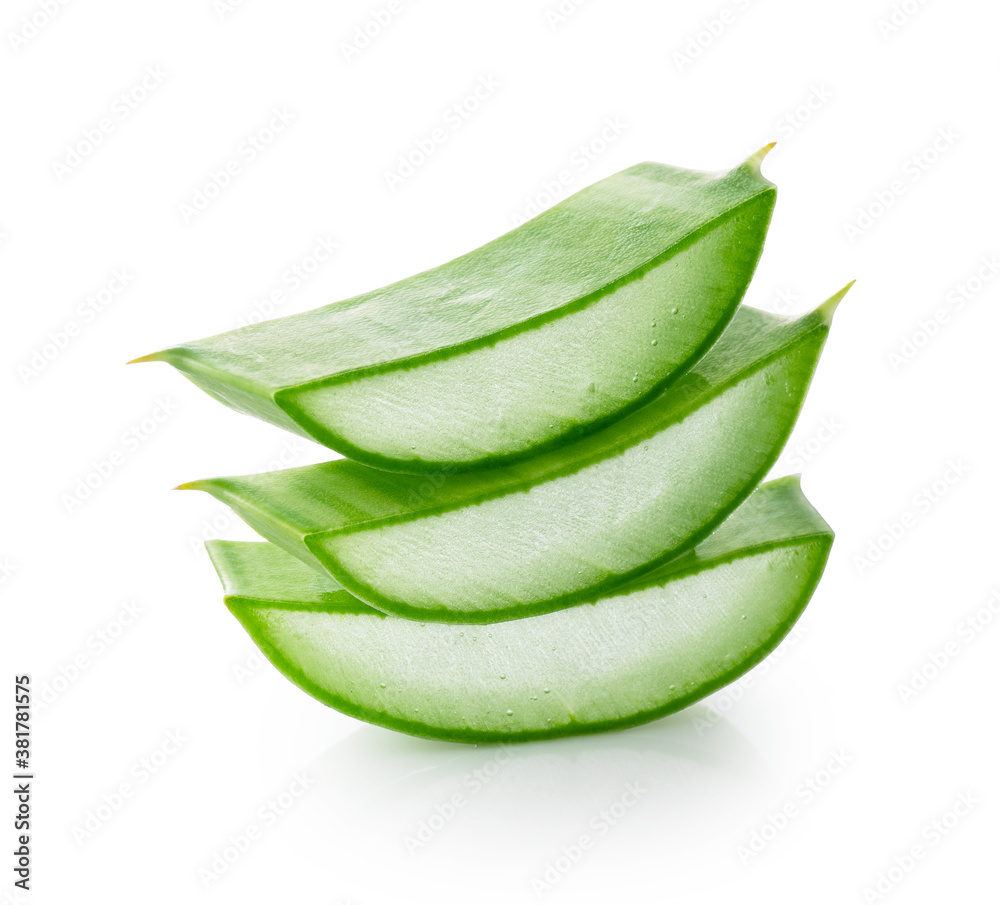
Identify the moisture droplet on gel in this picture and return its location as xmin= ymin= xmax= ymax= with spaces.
xmin=506 ymin=709 xmax=513 ymax=716
xmin=500 ymin=674 xmax=506 ymax=680
xmin=379 ymin=683 xmax=386 ymax=688
xmin=651 ymin=339 xmax=657 ymax=346
xmin=544 ymin=688 xmax=551 ymax=694
xmin=671 ymin=307 xmax=679 ymax=314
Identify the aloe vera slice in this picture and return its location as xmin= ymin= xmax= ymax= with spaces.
xmin=184 ymin=285 xmax=848 ymax=623
xmin=207 ymin=477 xmax=833 ymax=743
xmin=135 ymin=152 xmax=776 ymax=473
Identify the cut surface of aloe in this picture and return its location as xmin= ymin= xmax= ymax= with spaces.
xmin=207 ymin=477 xmax=833 ymax=743
xmin=185 ymin=286 xmax=848 ymax=623
xmin=136 ymin=153 xmax=776 ymax=472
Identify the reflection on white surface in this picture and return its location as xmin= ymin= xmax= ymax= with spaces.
xmin=283 ymin=707 xmax=773 ymax=901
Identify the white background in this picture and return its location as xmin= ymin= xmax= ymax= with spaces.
xmin=2 ymin=0 xmax=998 ymax=902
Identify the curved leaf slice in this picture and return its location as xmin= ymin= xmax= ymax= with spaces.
xmin=207 ymin=477 xmax=833 ymax=743
xmin=135 ymin=153 xmax=776 ymax=473
xmin=185 ymin=286 xmax=848 ymax=623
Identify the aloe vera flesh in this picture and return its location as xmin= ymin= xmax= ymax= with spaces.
xmin=139 ymin=155 xmax=775 ymax=473
xmin=208 ymin=477 xmax=833 ymax=743
xmin=186 ymin=288 xmax=846 ymax=623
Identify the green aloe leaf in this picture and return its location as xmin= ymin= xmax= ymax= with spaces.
xmin=184 ymin=285 xmax=849 ymax=623
xmin=207 ymin=476 xmax=833 ymax=743
xmin=135 ymin=151 xmax=776 ymax=473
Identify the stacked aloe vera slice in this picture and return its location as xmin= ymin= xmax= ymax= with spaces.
xmin=138 ymin=147 xmax=843 ymax=742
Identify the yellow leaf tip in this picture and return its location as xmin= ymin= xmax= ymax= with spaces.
xmin=744 ymin=142 xmax=777 ymax=175
xmin=127 ymin=351 xmax=163 ymax=365
xmin=817 ymin=280 xmax=855 ymax=325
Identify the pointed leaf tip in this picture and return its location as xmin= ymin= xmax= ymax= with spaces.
xmin=127 ymin=351 xmax=163 ymax=365
xmin=816 ymin=280 xmax=855 ymax=325
xmin=744 ymin=142 xmax=777 ymax=176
